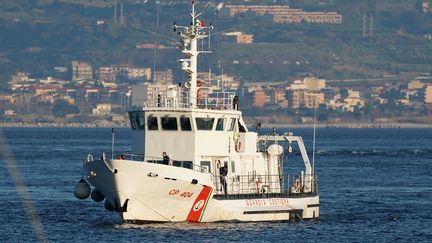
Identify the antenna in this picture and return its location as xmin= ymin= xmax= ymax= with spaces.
xmin=153 ymin=43 xmax=157 ymax=83
xmin=114 ymin=0 xmax=117 ymax=25
xmin=111 ymin=128 xmax=115 ymax=160
xmin=156 ymin=0 xmax=160 ymax=29
xmin=362 ymin=13 xmax=367 ymax=37
xmin=120 ymin=0 xmax=124 ymax=26
xmin=312 ymin=106 xmax=317 ymax=176
xmin=172 ymin=0 xmax=213 ymax=108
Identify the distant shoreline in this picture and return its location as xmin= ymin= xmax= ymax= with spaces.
xmin=262 ymin=123 xmax=432 ymax=129
xmin=0 ymin=122 xmax=126 ymax=129
xmin=0 ymin=121 xmax=431 ymax=129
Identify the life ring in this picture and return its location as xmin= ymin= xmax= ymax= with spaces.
xmin=295 ymin=179 xmax=301 ymax=193
xmin=235 ymin=141 xmax=241 ymax=152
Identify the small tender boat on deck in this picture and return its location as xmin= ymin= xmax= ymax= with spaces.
xmin=74 ymin=1 xmax=319 ymax=222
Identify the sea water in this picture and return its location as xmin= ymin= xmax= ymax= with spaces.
xmin=0 ymin=128 xmax=431 ymax=242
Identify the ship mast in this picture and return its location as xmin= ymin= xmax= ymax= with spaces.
xmin=173 ymin=1 xmax=212 ymax=108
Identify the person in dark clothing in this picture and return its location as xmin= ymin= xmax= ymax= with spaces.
xmin=232 ymin=95 xmax=239 ymax=110
xmin=162 ymin=152 xmax=170 ymax=165
xmin=219 ymin=163 xmax=228 ymax=194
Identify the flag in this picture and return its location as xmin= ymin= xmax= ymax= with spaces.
xmin=195 ymin=19 xmax=204 ymax=27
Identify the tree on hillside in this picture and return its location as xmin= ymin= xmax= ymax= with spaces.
xmin=52 ymin=99 xmax=80 ymax=117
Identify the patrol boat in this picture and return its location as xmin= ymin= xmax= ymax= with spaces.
xmin=74 ymin=1 xmax=319 ymax=222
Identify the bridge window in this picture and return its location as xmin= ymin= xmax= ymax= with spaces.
xmin=129 ymin=112 xmax=137 ymax=129
xmin=129 ymin=111 xmax=145 ymax=130
xmin=216 ymin=118 xmax=226 ymax=131
xmin=196 ymin=117 xmax=215 ymax=130
xmin=200 ymin=161 xmax=211 ymax=173
xmin=137 ymin=114 xmax=145 ymax=129
xmin=228 ymin=118 xmax=236 ymax=131
xmin=180 ymin=116 xmax=192 ymax=131
xmin=173 ymin=160 xmax=193 ymax=170
xmin=161 ymin=117 xmax=178 ymax=131
xmin=147 ymin=116 xmax=158 ymax=130
xmin=183 ymin=161 xmax=193 ymax=169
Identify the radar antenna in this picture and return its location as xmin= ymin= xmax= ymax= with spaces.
xmin=172 ymin=1 xmax=213 ymax=108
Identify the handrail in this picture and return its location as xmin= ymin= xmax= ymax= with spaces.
xmin=105 ymin=152 xmax=211 ymax=174
xmin=213 ymin=174 xmax=318 ymax=196
xmin=144 ymin=86 xmax=236 ymax=110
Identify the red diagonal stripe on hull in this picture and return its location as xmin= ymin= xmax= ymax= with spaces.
xmin=186 ymin=185 xmax=212 ymax=222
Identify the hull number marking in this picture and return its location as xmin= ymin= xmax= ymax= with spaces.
xmin=168 ymin=189 xmax=194 ymax=198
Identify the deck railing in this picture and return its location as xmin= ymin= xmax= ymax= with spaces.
xmin=101 ymin=152 xmax=210 ymax=174
xmin=91 ymin=153 xmax=317 ymax=196
xmin=213 ymin=174 xmax=318 ymax=196
xmin=145 ymin=86 xmax=236 ymax=110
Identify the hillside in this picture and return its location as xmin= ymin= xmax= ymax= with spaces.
xmin=0 ymin=0 xmax=431 ymax=87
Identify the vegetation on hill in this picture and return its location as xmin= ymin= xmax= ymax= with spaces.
xmin=0 ymin=0 xmax=431 ymax=88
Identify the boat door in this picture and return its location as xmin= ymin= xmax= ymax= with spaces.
xmin=199 ymin=157 xmax=229 ymax=193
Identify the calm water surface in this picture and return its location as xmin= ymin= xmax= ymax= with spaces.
xmin=0 ymin=128 xmax=431 ymax=242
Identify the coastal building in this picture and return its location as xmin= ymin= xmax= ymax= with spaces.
xmin=287 ymin=88 xmax=325 ymax=109
xmin=304 ymin=92 xmax=325 ymax=108
xmin=287 ymin=89 xmax=303 ymax=108
xmin=60 ymin=95 xmax=75 ymax=105
xmin=217 ymin=74 xmax=239 ymax=90
xmin=225 ymin=5 xmax=342 ymax=24
xmin=92 ymin=103 xmax=112 ymax=115
xmin=37 ymin=94 xmax=58 ymax=104
xmin=303 ymin=77 xmax=326 ymax=91
xmin=4 ymin=109 xmax=16 ymax=117
xmin=344 ymin=90 xmax=365 ymax=108
xmin=327 ymin=93 xmax=344 ymax=109
xmin=273 ymin=12 xmax=342 ymax=24
xmin=289 ymin=77 xmax=326 ymax=92
xmin=99 ymin=67 xmax=116 ymax=82
xmin=10 ymin=72 xmax=29 ymax=84
xmin=226 ymin=5 xmax=294 ymax=16
xmin=34 ymin=84 xmax=61 ymax=96
xmin=236 ymin=34 xmax=254 ymax=44
xmin=425 ymin=85 xmax=432 ymax=103
xmin=197 ymin=72 xmax=216 ymax=88
xmin=99 ymin=65 xmax=150 ymax=82
xmin=72 ymin=61 xmax=93 ymax=81
xmin=136 ymin=43 xmax=167 ymax=49
xmin=290 ymin=80 xmax=306 ymax=90
xmin=326 ymin=89 xmax=364 ymax=112
xmin=407 ymin=80 xmax=425 ymax=90
xmin=154 ymin=69 xmax=173 ymax=85
xmin=128 ymin=68 xmax=151 ymax=81
xmin=270 ymin=88 xmax=288 ymax=108
xmin=253 ymin=87 xmax=270 ymax=107
xmin=223 ymin=32 xmax=254 ymax=44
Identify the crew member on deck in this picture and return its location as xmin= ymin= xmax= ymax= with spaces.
xmin=219 ymin=163 xmax=228 ymax=195
xmin=232 ymin=95 xmax=239 ymax=110
xmin=162 ymin=152 xmax=170 ymax=165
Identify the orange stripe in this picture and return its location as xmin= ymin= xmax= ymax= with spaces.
xmin=186 ymin=185 xmax=212 ymax=222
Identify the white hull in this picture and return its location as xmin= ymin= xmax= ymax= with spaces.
xmin=76 ymin=2 xmax=320 ymax=224
xmin=85 ymin=159 xmax=319 ymax=222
